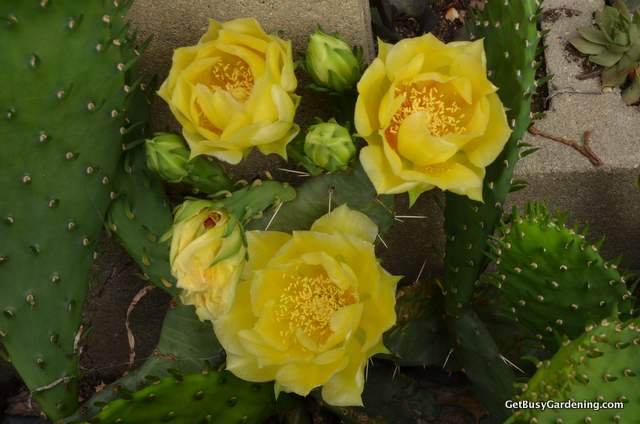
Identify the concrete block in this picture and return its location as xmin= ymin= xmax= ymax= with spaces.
xmin=514 ymin=0 xmax=640 ymax=268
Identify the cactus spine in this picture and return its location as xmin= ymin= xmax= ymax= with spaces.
xmin=0 ymin=1 xmax=145 ymax=418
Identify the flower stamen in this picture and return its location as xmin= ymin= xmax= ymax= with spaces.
xmin=276 ymin=273 xmax=355 ymax=344
xmin=211 ymin=57 xmax=254 ymax=102
xmin=385 ymin=82 xmax=466 ymax=148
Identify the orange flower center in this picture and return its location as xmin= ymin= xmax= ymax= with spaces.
xmin=210 ymin=57 xmax=254 ymax=102
xmin=385 ymin=82 xmax=466 ymax=148
xmin=203 ymin=212 xmax=222 ymax=229
xmin=276 ymin=273 xmax=356 ymax=344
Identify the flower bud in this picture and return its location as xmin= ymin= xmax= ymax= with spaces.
xmin=146 ymin=133 xmax=232 ymax=194
xmin=304 ymin=120 xmax=356 ymax=172
xmin=145 ymin=133 xmax=189 ymax=182
xmin=305 ymin=29 xmax=361 ymax=92
xmin=170 ymin=200 xmax=246 ymax=321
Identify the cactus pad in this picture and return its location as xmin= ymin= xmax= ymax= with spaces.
xmin=107 ymin=143 xmax=178 ymax=296
xmin=507 ymin=317 xmax=640 ymax=423
xmin=0 ymin=0 xmax=143 ymax=418
xmin=443 ymin=0 xmax=542 ymax=317
xmin=490 ymin=203 xmax=633 ymax=349
xmin=86 ymin=369 xmax=277 ymax=424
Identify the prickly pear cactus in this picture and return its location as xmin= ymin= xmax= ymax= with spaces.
xmin=107 ymin=143 xmax=178 ymax=295
xmin=489 ymin=203 xmax=633 ymax=350
xmin=248 ymin=161 xmax=394 ymax=233
xmin=0 ymin=0 xmax=144 ymax=418
xmin=219 ymin=179 xmax=296 ymax=225
xmin=506 ymin=317 xmax=640 ymax=424
xmin=443 ymin=0 xmax=542 ymax=317
xmin=439 ymin=2 xmax=542 ymax=421
xmin=85 ymin=369 xmax=277 ymax=424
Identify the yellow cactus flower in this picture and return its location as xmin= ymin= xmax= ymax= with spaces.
xmin=170 ymin=200 xmax=246 ymax=321
xmin=158 ymin=18 xmax=300 ymax=165
xmin=213 ymin=205 xmax=400 ymax=406
xmin=355 ymin=35 xmax=512 ymax=203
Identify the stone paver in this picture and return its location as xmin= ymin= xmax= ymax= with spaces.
xmin=515 ymin=0 xmax=640 ymax=267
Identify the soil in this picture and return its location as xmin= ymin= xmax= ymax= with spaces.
xmin=541 ymin=7 xmax=580 ymax=24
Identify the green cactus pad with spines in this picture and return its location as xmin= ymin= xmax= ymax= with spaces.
xmin=248 ymin=161 xmax=395 ymax=234
xmin=506 ymin=317 xmax=640 ymax=424
xmin=490 ymin=203 xmax=633 ymax=350
xmin=443 ymin=0 xmax=542 ymax=317
xmin=384 ymin=280 xmax=451 ymax=367
xmin=219 ymin=180 xmax=296 ymax=225
xmin=107 ymin=144 xmax=178 ymax=296
xmin=65 ymin=303 xmax=225 ymax=423
xmin=86 ymin=369 xmax=277 ymax=424
xmin=0 ymin=0 xmax=143 ymax=418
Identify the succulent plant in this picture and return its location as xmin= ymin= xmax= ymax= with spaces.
xmin=0 ymin=0 xmax=146 ymax=418
xmin=570 ymin=0 xmax=640 ymax=103
xmin=107 ymin=143 xmax=179 ymax=296
xmin=489 ymin=203 xmax=634 ymax=350
xmin=440 ymin=0 xmax=543 ymax=420
xmin=506 ymin=317 xmax=640 ymax=424
xmin=84 ymin=369 xmax=277 ymax=424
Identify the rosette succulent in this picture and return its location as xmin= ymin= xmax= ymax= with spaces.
xmin=570 ymin=0 xmax=640 ymax=103
xmin=304 ymin=120 xmax=356 ymax=172
xmin=214 ymin=205 xmax=400 ymax=406
xmin=158 ymin=18 xmax=300 ymax=164
xmin=169 ymin=200 xmax=246 ymax=321
xmin=304 ymin=29 xmax=363 ymax=92
xmin=355 ymin=34 xmax=512 ymax=204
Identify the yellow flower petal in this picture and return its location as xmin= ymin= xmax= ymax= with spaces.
xmin=359 ymin=268 xmax=399 ymax=350
xmin=420 ymin=153 xmax=485 ymax=201
xmin=355 ymin=58 xmax=389 ymax=137
xmin=246 ymin=231 xmax=291 ymax=272
xmin=275 ymin=358 xmax=349 ymax=397
xmin=221 ymin=17 xmax=270 ymax=40
xmin=226 ymin=353 xmax=279 ymax=382
xmin=200 ymin=19 xmax=223 ymax=43
xmin=377 ymin=38 xmax=393 ymax=62
xmin=397 ymin=111 xmax=459 ymax=166
xmin=321 ymin=349 xmax=366 ymax=407
xmin=214 ymin=281 xmax=255 ymax=355
xmin=384 ymin=34 xmax=450 ymax=80
xmin=463 ymin=93 xmax=512 ymax=167
xmin=310 ymin=204 xmax=378 ymax=244
xmin=360 ymin=145 xmax=418 ymax=194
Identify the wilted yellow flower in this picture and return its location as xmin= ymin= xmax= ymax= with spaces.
xmin=170 ymin=200 xmax=246 ymax=321
xmin=355 ymin=34 xmax=512 ymax=203
xmin=158 ymin=18 xmax=300 ymax=165
xmin=214 ymin=205 xmax=400 ymax=406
